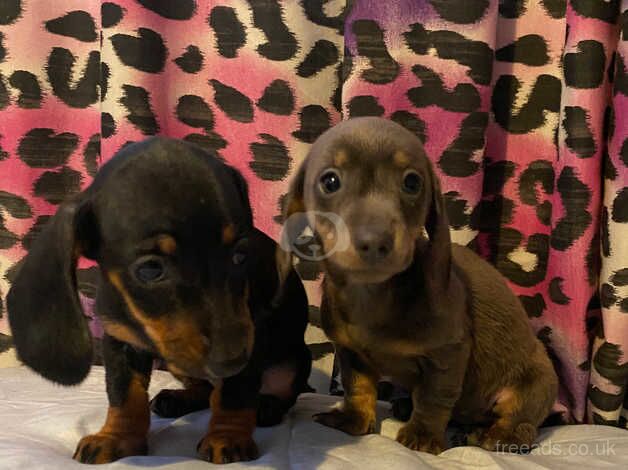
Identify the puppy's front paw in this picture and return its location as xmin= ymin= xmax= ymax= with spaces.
xmin=396 ymin=424 xmax=446 ymax=454
xmin=313 ymin=409 xmax=375 ymax=435
xmin=73 ymin=433 xmax=147 ymax=464
xmin=197 ymin=432 xmax=259 ymax=464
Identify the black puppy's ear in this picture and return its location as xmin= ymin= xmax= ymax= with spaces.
xmin=226 ymin=165 xmax=254 ymax=228
xmin=274 ymin=160 xmax=309 ymax=305
xmin=424 ymin=162 xmax=452 ymax=289
xmin=7 ymin=197 xmax=96 ymax=385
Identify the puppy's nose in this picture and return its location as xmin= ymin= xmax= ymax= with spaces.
xmin=353 ymin=228 xmax=394 ymax=263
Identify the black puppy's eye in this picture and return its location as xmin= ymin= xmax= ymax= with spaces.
xmin=134 ymin=258 xmax=165 ymax=283
xmin=232 ymin=252 xmax=246 ymax=265
xmin=319 ymin=169 xmax=341 ymax=194
xmin=402 ymin=170 xmax=422 ymax=194
xmin=232 ymin=238 xmax=249 ymax=266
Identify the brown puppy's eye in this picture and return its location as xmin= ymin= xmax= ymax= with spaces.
xmin=402 ymin=170 xmax=422 ymax=194
xmin=319 ymin=169 xmax=341 ymax=194
xmin=134 ymin=258 xmax=165 ymax=283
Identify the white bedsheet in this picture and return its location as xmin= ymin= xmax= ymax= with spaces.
xmin=1 ymin=366 xmax=626 ymax=469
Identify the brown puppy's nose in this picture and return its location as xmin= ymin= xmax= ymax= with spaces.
xmin=353 ymin=228 xmax=394 ymax=264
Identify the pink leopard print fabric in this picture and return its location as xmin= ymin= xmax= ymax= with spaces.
xmin=0 ymin=0 xmax=627 ymax=425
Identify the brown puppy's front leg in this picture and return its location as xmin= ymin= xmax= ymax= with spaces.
xmin=73 ymin=335 xmax=153 ymax=464
xmin=197 ymin=375 xmax=260 ymax=464
xmin=397 ymin=345 xmax=469 ymax=454
xmin=314 ymin=347 xmax=379 ymax=435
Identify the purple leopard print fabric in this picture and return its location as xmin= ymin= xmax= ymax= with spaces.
xmin=0 ymin=0 xmax=627 ymax=425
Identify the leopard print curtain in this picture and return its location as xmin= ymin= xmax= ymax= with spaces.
xmin=1 ymin=0 xmax=627 ymax=426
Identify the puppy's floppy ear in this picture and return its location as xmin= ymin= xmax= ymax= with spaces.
xmin=7 ymin=196 xmax=97 ymax=385
xmin=274 ymin=160 xmax=309 ymax=305
xmin=423 ymin=161 xmax=452 ymax=289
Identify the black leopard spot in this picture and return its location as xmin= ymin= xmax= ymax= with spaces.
xmin=438 ymin=112 xmax=487 ymax=177
xmin=209 ymin=6 xmax=246 ymax=58
xmin=551 ymin=166 xmax=592 ymax=251
xmin=0 ymin=32 xmax=6 ymax=62
xmin=274 ymin=193 xmax=287 ymax=224
xmin=102 ymin=112 xmax=116 ymax=138
xmin=601 ymin=206 xmax=610 ymax=257
xmin=492 ymin=74 xmax=561 ymax=134
xmin=9 ymin=71 xmax=42 ymax=108
xmin=571 ymin=0 xmax=621 ymax=24
xmin=428 ymin=0 xmax=489 ymax=23
xmin=18 ymin=128 xmax=78 ymax=168
xmin=257 ymin=79 xmax=294 ymax=116
xmin=0 ymin=190 xmax=31 ymax=219
xmin=563 ymin=106 xmax=596 ymax=158
xmin=586 ymin=231 xmax=600 ymax=286
xmin=21 ymin=215 xmax=51 ymax=250
xmin=541 ymin=0 xmax=567 ymax=18
xmin=249 ymin=134 xmax=290 ymax=181
xmin=390 ymin=110 xmax=426 ymax=143
xmin=297 ymin=40 xmax=339 ymax=78
xmin=46 ymin=48 xmax=100 ymax=108
xmin=248 ymin=0 xmax=297 ymax=61
xmin=409 ymin=65 xmax=481 ymax=113
xmin=332 ymin=48 xmax=353 ymax=112
xmin=183 ymin=132 xmax=227 ymax=157
xmin=620 ymin=298 xmax=628 ymax=313
xmin=300 ymin=0 xmax=346 ymax=32
xmin=45 ymin=10 xmax=97 ymax=42
xmin=604 ymin=150 xmax=618 ymax=180
xmin=83 ymin=134 xmax=100 ymax=177
xmin=591 ymin=413 xmax=618 ymax=426
xmin=136 ymin=0 xmax=196 ymax=20
xmin=352 ymin=19 xmax=399 ymax=84
xmin=443 ymin=191 xmax=470 ymax=229
xmin=549 ymin=277 xmax=570 ymax=305
xmin=176 ymin=95 xmax=214 ymax=131
xmin=102 ymin=2 xmax=124 ymax=28
xmin=292 ymin=105 xmax=331 ymax=143
xmin=496 ymin=35 xmax=549 ymax=66
xmin=519 ymin=293 xmax=546 ymax=318
xmin=519 ymin=160 xmax=555 ymax=225
xmin=618 ymin=139 xmax=628 ymax=170
xmin=0 ymin=0 xmax=22 ymax=25
xmin=604 ymin=105 xmax=614 ymax=143
xmin=588 ymin=385 xmax=624 ymax=412
xmin=470 ymin=196 xmax=514 ymax=233
xmin=611 ymin=268 xmax=628 ymax=286
xmin=607 ymin=50 xmax=616 ymax=84
xmin=489 ymin=229 xmax=550 ymax=287
xmin=174 ymin=45 xmax=203 ymax=73
xmin=612 ymin=187 xmax=628 ymax=223
xmin=404 ymin=24 xmax=492 ymax=85
xmin=33 ymin=166 xmax=83 ymax=205
xmin=622 ymin=9 xmax=628 ymax=41
xmin=0 ymin=215 xmax=18 ymax=249
xmin=348 ymin=95 xmax=384 ymax=117
xmin=0 ymin=74 xmax=8 ymax=110
xmin=101 ymin=61 xmax=110 ymax=102
xmin=482 ymin=160 xmax=516 ymax=196
xmin=210 ymin=79 xmax=254 ymax=123
xmin=499 ymin=0 xmax=527 ymax=18
xmin=0 ymin=140 xmax=8 ymax=160
xmin=119 ymin=85 xmax=159 ymax=135
xmin=110 ymin=28 xmax=167 ymax=73
xmin=564 ymin=40 xmax=606 ymax=89
xmin=616 ymin=55 xmax=628 ymax=96
xmin=593 ymin=342 xmax=628 ymax=387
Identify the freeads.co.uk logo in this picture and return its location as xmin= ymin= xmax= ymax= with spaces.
xmin=280 ymin=211 xmax=350 ymax=261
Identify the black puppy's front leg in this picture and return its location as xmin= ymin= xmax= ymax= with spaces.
xmin=73 ymin=335 xmax=153 ymax=464
xmin=396 ymin=344 xmax=470 ymax=454
xmin=197 ymin=372 xmax=261 ymax=464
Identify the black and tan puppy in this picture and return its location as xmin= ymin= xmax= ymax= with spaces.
xmin=278 ymin=117 xmax=557 ymax=454
xmin=7 ymin=137 xmax=311 ymax=464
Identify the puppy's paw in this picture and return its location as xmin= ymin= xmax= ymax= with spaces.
xmin=313 ymin=409 xmax=375 ymax=435
xmin=72 ymin=433 xmax=147 ymax=464
xmin=472 ymin=422 xmax=537 ymax=453
xmin=150 ymin=388 xmax=208 ymax=418
xmin=197 ymin=432 xmax=259 ymax=464
xmin=396 ymin=424 xmax=446 ymax=454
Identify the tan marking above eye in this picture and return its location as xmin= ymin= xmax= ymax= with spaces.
xmin=157 ymin=235 xmax=177 ymax=255
xmin=222 ymin=224 xmax=236 ymax=244
xmin=334 ymin=149 xmax=349 ymax=167
xmin=393 ymin=150 xmax=410 ymax=167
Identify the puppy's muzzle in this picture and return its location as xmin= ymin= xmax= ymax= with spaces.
xmin=352 ymin=225 xmax=394 ymax=264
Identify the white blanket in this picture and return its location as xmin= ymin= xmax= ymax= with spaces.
xmin=1 ymin=366 xmax=626 ymax=469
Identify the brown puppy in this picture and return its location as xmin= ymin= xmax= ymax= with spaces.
xmin=278 ymin=117 xmax=558 ymax=454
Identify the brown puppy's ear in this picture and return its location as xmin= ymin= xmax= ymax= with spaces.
xmin=423 ymin=162 xmax=452 ymax=289
xmin=274 ymin=161 xmax=309 ymax=305
xmin=7 ymin=197 xmax=96 ymax=385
